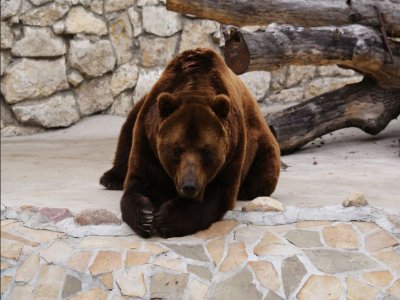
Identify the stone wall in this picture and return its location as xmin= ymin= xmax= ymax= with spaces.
xmin=0 ymin=0 xmax=363 ymax=137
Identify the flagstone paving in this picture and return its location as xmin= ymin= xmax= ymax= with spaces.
xmin=1 ymin=205 xmax=399 ymax=300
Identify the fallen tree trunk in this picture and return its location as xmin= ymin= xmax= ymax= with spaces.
xmin=223 ymin=24 xmax=400 ymax=88
xmin=266 ymin=77 xmax=400 ymax=154
xmin=167 ymin=0 xmax=400 ymax=37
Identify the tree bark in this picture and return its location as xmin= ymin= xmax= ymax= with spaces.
xmin=167 ymin=0 xmax=400 ymax=37
xmin=266 ymin=77 xmax=400 ymax=154
xmin=222 ymin=24 xmax=400 ymax=88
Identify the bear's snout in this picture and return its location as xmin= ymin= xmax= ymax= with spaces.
xmin=181 ymin=180 xmax=199 ymax=198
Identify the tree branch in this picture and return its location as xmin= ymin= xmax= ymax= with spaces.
xmin=222 ymin=24 xmax=400 ymax=88
xmin=266 ymin=77 xmax=400 ymax=154
xmin=167 ymin=0 xmax=400 ymax=37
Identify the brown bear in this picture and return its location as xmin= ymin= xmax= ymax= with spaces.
xmin=100 ymin=48 xmax=280 ymax=238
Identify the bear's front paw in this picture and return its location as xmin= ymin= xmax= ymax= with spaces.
xmin=121 ymin=195 xmax=154 ymax=238
xmin=100 ymin=168 xmax=124 ymax=190
xmin=153 ymin=201 xmax=183 ymax=238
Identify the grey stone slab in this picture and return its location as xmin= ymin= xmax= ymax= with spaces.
xmin=304 ymin=249 xmax=378 ymax=273
xmin=210 ymin=268 xmax=262 ymax=300
xmin=187 ymin=264 xmax=212 ymax=281
xmin=264 ymin=291 xmax=284 ymax=300
xmin=285 ymin=230 xmax=323 ymax=248
xmin=150 ymin=273 xmax=188 ymax=300
xmin=62 ymin=275 xmax=82 ymax=298
xmin=163 ymin=244 xmax=209 ymax=262
xmin=282 ymin=255 xmax=307 ymax=298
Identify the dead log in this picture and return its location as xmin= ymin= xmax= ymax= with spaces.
xmin=266 ymin=77 xmax=400 ymax=154
xmin=167 ymin=0 xmax=400 ymax=37
xmin=223 ymin=24 xmax=400 ymax=88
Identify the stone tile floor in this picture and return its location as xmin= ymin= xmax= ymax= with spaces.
xmin=1 ymin=205 xmax=400 ymax=300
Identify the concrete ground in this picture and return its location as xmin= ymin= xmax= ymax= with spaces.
xmin=1 ymin=115 xmax=399 ymax=213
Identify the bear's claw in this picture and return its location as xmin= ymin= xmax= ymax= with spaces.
xmin=100 ymin=169 xmax=124 ymax=190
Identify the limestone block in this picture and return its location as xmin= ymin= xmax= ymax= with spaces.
xmin=108 ymin=91 xmax=133 ymax=116
xmin=1 ymin=0 xmax=21 ymax=20
xmin=142 ymin=6 xmax=182 ymax=37
xmin=239 ymin=71 xmax=271 ymax=101
xmin=139 ymin=35 xmax=177 ymax=67
xmin=65 ymin=6 xmax=107 ymax=35
xmin=179 ymin=19 xmax=219 ymax=52
xmin=68 ymin=39 xmax=116 ymax=77
xmin=111 ymin=61 xmax=139 ymax=96
xmin=1 ymin=22 xmax=14 ymax=49
xmin=132 ymin=68 xmax=162 ymax=103
xmin=20 ymin=2 xmax=69 ymax=26
xmin=109 ymin=13 xmax=134 ymax=65
xmin=12 ymin=92 xmax=80 ymax=128
xmin=128 ymin=7 xmax=142 ymax=37
xmin=1 ymin=58 xmax=69 ymax=104
xmin=104 ymin=0 xmax=135 ymax=13
xmin=11 ymin=27 xmax=66 ymax=57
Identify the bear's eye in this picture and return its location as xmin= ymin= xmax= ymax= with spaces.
xmin=201 ymin=147 xmax=211 ymax=158
xmin=173 ymin=146 xmax=182 ymax=158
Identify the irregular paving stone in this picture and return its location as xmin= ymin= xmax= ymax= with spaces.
xmin=142 ymin=6 xmax=182 ymax=37
xmin=1 ymin=238 xmax=23 ymax=260
xmin=117 ymin=269 xmax=146 ymax=297
xmin=304 ymin=249 xmax=377 ymax=273
xmin=363 ymin=271 xmax=393 ymax=288
xmin=1 ymin=260 xmax=13 ymax=270
xmin=78 ymin=236 xmax=140 ymax=249
xmin=196 ymin=220 xmax=239 ymax=239
xmin=322 ymin=223 xmax=360 ymax=249
xmin=150 ymin=273 xmax=188 ymax=299
xmin=297 ymin=275 xmax=343 ymax=300
xmin=15 ymin=253 xmax=39 ymax=283
xmin=282 ymin=255 xmax=307 ymax=298
xmin=365 ymin=228 xmax=399 ymax=252
xmin=74 ymin=208 xmax=121 ymax=225
xmin=125 ymin=251 xmax=150 ymax=267
xmin=346 ymin=277 xmax=380 ymax=300
xmin=65 ymin=6 xmax=107 ymax=35
xmin=76 ymin=76 xmax=114 ymax=116
xmin=62 ymin=275 xmax=82 ymax=298
xmin=89 ymin=251 xmax=122 ymax=275
xmin=219 ymin=241 xmax=248 ymax=272
xmin=388 ymin=279 xmax=400 ymax=298
xmin=39 ymin=207 xmax=71 ymax=223
xmin=8 ymin=285 xmax=34 ymax=300
xmin=104 ymin=0 xmax=135 ymax=12
xmin=33 ymin=264 xmax=65 ymax=299
xmin=111 ymin=61 xmax=139 ymax=97
xmin=239 ymin=71 xmax=271 ymax=102
xmin=179 ymin=18 xmax=219 ymax=52
xmin=12 ymin=225 xmax=65 ymax=243
xmin=382 ymin=294 xmax=399 ymax=300
xmin=109 ymin=12 xmax=134 ymax=65
xmin=373 ymin=250 xmax=400 ymax=270
xmin=69 ymin=287 xmax=108 ymax=300
xmin=11 ymin=27 xmax=66 ymax=57
xmin=164 ymin=243 xmax=209 ymax=262
xmin=188 ymin=278 xmax=208 ymax=300
xmin=187 ymin=264 xmax=212 ymax=281
xmin=254 ymin=230 xmax=301 ymax=256
xmin=343 ymin=191 xmax=369 ymax=207
xmin=68 ymin=251 xmax=92 ymax=273
xmin=1 ymin=0 xmax=21 ymax=20
xmin=1 ymin=231 xmax=39 ymax=247
xmin=139 ymin=35 xmax=178 ymax=67
xmin=100 ymin=272 xmax=114 ymax=290
xmin=249 ymin=261 xmax=280 ymax=294
xmin=20 ymin=2 xmax=69 ymax=26
xmin=234 ymin=226 xmax=262 ymax=244
xmin=128 ymin=7 xmax=142 ymax=37
xmin=206 ymin=237 xmax=225 ymax=265
xmin=285 ymin=230 xmax=322 ymax=248
xmin=1 ymin=275 xmax=12 ymax=294
xmin=211 ymin=268 xmax=261 ymax=300
xmin=295 ymin=221 xmax=333 ymax=229
xmin=258 ymin=224 xmax=294 ymax=234
xmin=12 ymin=92 xmax=80 ymax=128
xmin=69 ymin=39 xmax=116 ymax=77
xmin=40 ymin=240 xmax=73 ymax=264
xmin=67 ymin=69 xmax=84 ymax=87
xmin=153 ymin=256 xmax=185 ymax=272
xmin=1 ymin=22 xmax=14 ymax=49
xmin=1 ymin=50 xmax=11 ymax=76
xmin=242 ymin=196 xmax=284 ymax=212
xmin=132 ymin=68 xmax=162 ymax=103
xmin=1 ymin=58 xmax=69 ymax=104
xmin=352 ymin=221 xmax=378 ymax=233
xmin=108 ymin=91 xmax=133 ymax=116
xmin=265 ymin=291 xmax=284 ymax=300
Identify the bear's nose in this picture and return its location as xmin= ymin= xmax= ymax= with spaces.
xmin=182 ymin=182 xmax=198 ymax=198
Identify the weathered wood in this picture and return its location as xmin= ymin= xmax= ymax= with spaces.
xmin=167 ymin=0 xmax=400 ymax=37
xmin=223 ymin=24 xmax=400 ymax=88
xmin=266 ymin=77 xmax=400 ymax=154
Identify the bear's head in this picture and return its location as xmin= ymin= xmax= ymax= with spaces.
xmin=156 ymin=92 xmax=231 ymax=201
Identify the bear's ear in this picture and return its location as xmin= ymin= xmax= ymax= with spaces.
xmin=157 ymin=92 xmax=180 ymax=118
xmin=212 ymin=94 xmax=231 ymax=119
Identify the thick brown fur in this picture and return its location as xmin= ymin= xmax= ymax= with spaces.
xmin=100 ymin=48 xmax=280 ymax=238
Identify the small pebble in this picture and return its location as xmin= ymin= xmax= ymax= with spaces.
xmin=343 ymin=192 xmax=368 ymax=207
